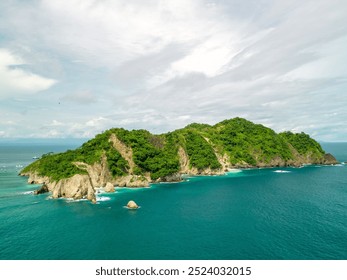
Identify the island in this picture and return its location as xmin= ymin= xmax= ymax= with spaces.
xmin=20 ymin=117 xmax=338 ymax=203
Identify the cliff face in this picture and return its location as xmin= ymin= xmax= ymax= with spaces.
xmin=20 ymin=118 xmax=338 ymax=202
xmin=51 ymin=174 xmax=96 ymax=202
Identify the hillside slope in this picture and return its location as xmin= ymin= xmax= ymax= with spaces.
xmin=20 ymin=118 xmax=338 ymax=203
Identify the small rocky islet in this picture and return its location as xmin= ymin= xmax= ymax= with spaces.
xmin=20 ymin=117 xmax=338 ymax=203
xmin=126 ymin=200 xmax=139 ymax=209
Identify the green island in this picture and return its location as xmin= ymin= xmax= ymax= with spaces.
xmin=20 ymin=117 xmax=337 ymax=203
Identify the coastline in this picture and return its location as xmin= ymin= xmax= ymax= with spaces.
xmin=17 ymin=119 xmax=339 ymax=203
xmin=20 ymin=159 xmax=341 ymax=204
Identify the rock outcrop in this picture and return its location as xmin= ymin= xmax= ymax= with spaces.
xmin=177 ymin=146 xmax=224 ymax=175
xmin=109 ymin=134 xmax=135 ymax=174
xmin=115 ymin=175 xmax=150 ymax=188
xmin=203 ymin=136 xmax=230 ymax=172
xmin=51 ymin=174 xmax=96 ymax=203
xmin=74 ymin=154 xmax=112 ymax=188
xmin=104 ymin=182 xmax=115 ymax=192
xmin=126 ymin=200 xmax=139 ymax=209
xmin=158 ymin=173 xmax=182 ymax=182
xmin=178 ymin=146 xmax=192 ymax=174
xmin=34 ymin=184 xmax=49 ymax=195
xmin=322 ymin=153 xmax=339 ymax=165
xmin=21 ymin=172 xmax=50 ymax=185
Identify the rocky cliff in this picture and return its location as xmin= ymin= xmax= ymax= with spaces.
xmin=20 ymin=118 xmax=338 ymax=203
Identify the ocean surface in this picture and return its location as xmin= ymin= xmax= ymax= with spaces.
xmin=0 ymin=141 xmax=346 ymax=260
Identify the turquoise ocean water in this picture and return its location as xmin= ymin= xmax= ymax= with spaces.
xmin=0 ymin=142 xmax=346 ymax=260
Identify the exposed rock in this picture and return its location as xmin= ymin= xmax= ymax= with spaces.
xmin=323 ymin=153 xmax=338 ymax=165
xmin=255 ymin=156 xmax=287 ymax=168
xmin=104 ymin=182 xmax=115 ymax=192
xmin=51 ymin=174 xmax=95 ymax=202
xmin=127 ymin=200 xmax=139 ymax=209
xmin=115 ymin=175 xmax=150 ymax=188
xmin=178 ymin=146 xmax=227 ymax=175
xmin=177 ymin=141 xmax=227 ymax=175
xmin=34 ymin=184 xmax=49 ymax=195
xmin=197 ymin=167 xmax=224 ymax=175
xmin=87 ymin=184 xmax=97 ymax=204
xmin=219 ymin=153 xmax=231 ymax=172
xmin=203 ymin=136 xmax=230 ymax=172
xmin=109 ymin=134 xmax=135 ymax=174
xmin=158 ymin=173 xmax=182 ymax=182
xmin=178 ymin=146 xmax=192 ymax=174
xmin=23 ymin=172 xmax=50 ymax=185
xmin=74 ymin=154 xmax=112 ymax=188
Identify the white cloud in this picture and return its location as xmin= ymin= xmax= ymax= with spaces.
xmin=85 ymin=117 xmax=109 ymax=128
xmin=283 ymin=35 xmax=347 ymax=80
xmin=0 ymin=0 xmax=347 ymax=141
xmin=2 ymin=0 xmax=238 ymax=70
xmin=51 ymin=120 xmax=64 ymax=126
xmin=61 ymin=90 xmax=97 ymax=104
xmin=171 ymin=35 xmax=235 ymax=77
xmin=0 ymin=49 xmax=56 ymax=98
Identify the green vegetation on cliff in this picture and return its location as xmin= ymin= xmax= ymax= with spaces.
xmin=79 ymin=131 xmax=129 ymax=177
xmin=210 ymin=118 xmax=293 ymax=165
xmin=22 ymin=131 xmax=128 ymax=181
xmin=279 ymin=131 xmax=324 ymax=155
xmin=21 ymin=118 xmax=329 ymax=182
xmin=111 ymin=128 xmax=180 ymax=180
xmin=181 ymin=130 xmax=221 ymax=170
xmin=21 ymin=150 xmax=88 ymax=181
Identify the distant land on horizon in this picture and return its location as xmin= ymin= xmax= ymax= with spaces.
xmin=0 ymin=138 xmax=89 ymax=145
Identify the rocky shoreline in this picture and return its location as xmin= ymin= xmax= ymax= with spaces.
xmin=20 ymin=152 xmax=339 ymax=204
xmin=19 ymin=122 xmax=339 ymax=204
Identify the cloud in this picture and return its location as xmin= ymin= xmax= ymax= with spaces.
xmin=0 ymin=49 xmax=56 ymax=99
xmin=1 ymin=1 xmax=222 ymax=64
xmin=112 ymin=43 xmax=190 ymax=90
xmin=0 ymin=0 xmax=347 ymax=140
xmin=61 ymin=90 xmax=97 ymax=104
xmin=171 ymin=34 xmax=235 ymax=77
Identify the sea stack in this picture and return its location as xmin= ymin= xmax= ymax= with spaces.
xmin=127 ymin=200 xmax=139 ymax=209
xmin=104 ymin=182 xmax=115 ymax=192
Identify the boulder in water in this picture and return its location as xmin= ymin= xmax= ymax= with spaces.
xmin=127 ymin=200 xmax=139 ymax=209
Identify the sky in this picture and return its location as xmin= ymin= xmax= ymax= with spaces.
xmin=0 ymin=0 xmax=346 ymax=141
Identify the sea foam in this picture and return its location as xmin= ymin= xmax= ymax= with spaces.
xmin=22 ymin=191 xmax=34 ymax=195
xmin=96 ymin=196 xmax=111 ymax=202
xmin=228 ymin=168 xmax=242 ymax=173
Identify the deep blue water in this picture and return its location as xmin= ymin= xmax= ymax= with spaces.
xmin=0 ymin=142 xmax=346 ymax=260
